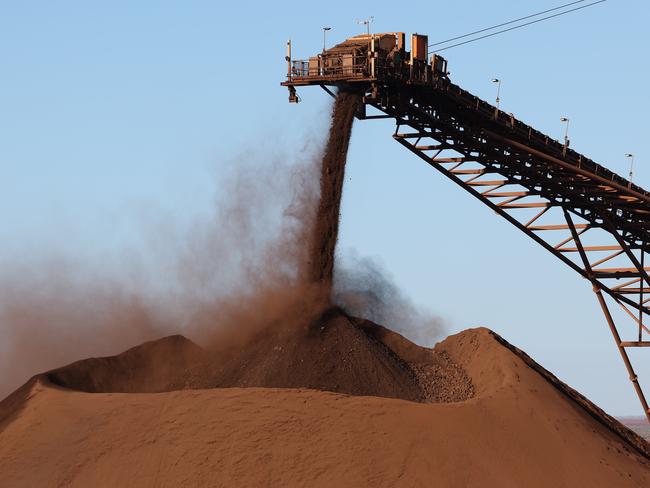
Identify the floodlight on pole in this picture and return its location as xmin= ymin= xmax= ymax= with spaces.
xmin=356 ymin=16 xmax=374 ymax=36
xmin=355 ymin=16 xmax=374 ymax=58
xmin=626 ymin=153 xmax=635 ymax=186
xmin=560 ymin=117 xmax=570 ymax=156
xmin=322 ymin=27 xmax=331 ymax=52
xmin=491 ymin=78 xmax=501 ymax=118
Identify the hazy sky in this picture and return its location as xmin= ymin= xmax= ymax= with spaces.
xmin=1 ymin=1 xmax=648 ymax=415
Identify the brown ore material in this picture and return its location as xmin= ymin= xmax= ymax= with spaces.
xmin=2 ymin=327 xmax=650 ymax=487
xmin=307 ymin=91 xmax=359 ymax=290
xmin=34 ymin=307 xmax=472 ymax=404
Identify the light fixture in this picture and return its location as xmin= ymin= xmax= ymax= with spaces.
xmin=491 ymin=78 xmax=501 ymax=117
xmin=322 ymin=27 xmax=331 ymax=52
xmin=626 ymin=153 xmax=635 ymax=185
xmin=560 ymin=117 xmax=570 ymax=155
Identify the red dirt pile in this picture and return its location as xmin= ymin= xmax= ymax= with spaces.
xmin=36 ymin=307 xmax=473 ymax=404
xmin=44 ymin=335 xmax=205 ymax=394
xmin=1 ymin=327 xmax=649 ymax=487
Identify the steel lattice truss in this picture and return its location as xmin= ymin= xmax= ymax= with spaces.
xmin=358 ymin=81 xmax=650 ymax=420
xmin=283 ymin=53 xmax=650 ymax=420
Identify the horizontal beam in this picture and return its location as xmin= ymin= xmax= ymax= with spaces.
xmin=466 ymin=179 xmax=508 ymax=186
xmin=415 ymin=145 xmax=446 ymax=151
xmin=484 ymin=191 xmax=529 ymax=198
xmin=529 ymin=224 xmax=589 ymax=231
xmin=620 ymin=342 xmax=650 ymax=348
xmin=594 ymin=266 xmax=650 ymax=274
xmin=438 ymin=158 xmax=472 ymax=164
xmin=615 ymin=288 xmax=650 ymax=294
xmin=450 ymin=168 xmax=484 ymax=175
xmin=594 ymin=271 xmax=650 ymax=279
xmin=560 ymin=245 xmax=622 ymax=252
xmin=396 ymin=132 xmax=429 ymax=139
xmin=501 ymin=202 xmax=550 ymax=209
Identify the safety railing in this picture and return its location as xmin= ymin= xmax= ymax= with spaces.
xmin=440 ymin=81 xmax=650 ymax=198
xmin=288 ymin=58 xmax=370 ymax=81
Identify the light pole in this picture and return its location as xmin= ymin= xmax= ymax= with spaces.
xmin=627 ymin=152 xmax=642 ymax=342
xmin=626 ymin=153 xmax=635 ymax=186
xmin=322 ymin=26 xmax=331 ymax=52
xmin=560 ymin=117 xmax=570 ymax=156
xmin=491 ymin=78 xmax=501 ymax=118
xmin=356 ymin=17 xmax=374 ymax=74
xmin=356 ymin=16 xmax=374 ymax=37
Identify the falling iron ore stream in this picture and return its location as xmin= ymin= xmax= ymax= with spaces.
xmin=307 ymin=91 xmax=360 ymax=292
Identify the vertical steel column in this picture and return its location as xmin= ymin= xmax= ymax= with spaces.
xmin=593 ymin=287 xmax=650 ymax=422
xmin=370 ymin=35 xmax=376 ymax=78
xmin=565 ymin=209 xmax=650 ymax=422
xmin=640 ymin=247 xmax=645 ymax=342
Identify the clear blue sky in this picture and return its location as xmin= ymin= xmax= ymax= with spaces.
xmin=1 ymin=1 xmax=648 ymax=415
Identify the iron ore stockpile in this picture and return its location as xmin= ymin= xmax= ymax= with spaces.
xmin=1 ymin=94 xmax=650 ymax=487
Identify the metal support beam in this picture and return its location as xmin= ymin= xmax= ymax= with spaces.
xmin=368 ymin=87 xmax=650 ymax=421
xmin=564 ymin=209 xmax=650 ymax=422
xmin=284 ymin=52 xmax=650 ymax=421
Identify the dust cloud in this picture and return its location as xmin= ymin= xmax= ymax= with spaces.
xmin=333 ymin=251 xmax=445 ymax=347
xmin=0 ymin=148 xmax=322 ymax=399
xmin=0 ymin=91 xmax=444 ymax=400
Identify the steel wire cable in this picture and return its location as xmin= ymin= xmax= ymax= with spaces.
xmin=429 ymin=0 xmax=587 ymax=48
xmin=430 ymin=0 xmax=606 ymax=53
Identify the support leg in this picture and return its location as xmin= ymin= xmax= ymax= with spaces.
xmin=565 ymin=209 xmax=650 ymax=422
xmin=593 ymin=286 xmax=650 ymax=422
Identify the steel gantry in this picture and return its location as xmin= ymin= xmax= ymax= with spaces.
xmin=362 ymin=82 xmax=650 ymax=421
xmin=282 ymin=33 xmax=650 ymax=421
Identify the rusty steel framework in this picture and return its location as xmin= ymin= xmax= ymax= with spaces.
xmin=282 ymin=37 xmax=650 ymax=421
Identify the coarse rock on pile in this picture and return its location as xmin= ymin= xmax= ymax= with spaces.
xmin=35 ymin=307 xmax=475 ymax=404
